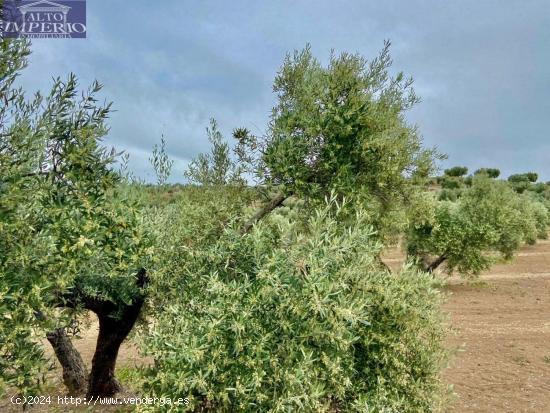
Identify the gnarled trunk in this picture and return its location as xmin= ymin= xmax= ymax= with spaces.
xmin=54 ymin=269 xmax=148 ymax=398
xmin=86 ymin=303 xmax=143 ymax=397
xmin=46 ymin=328 xmax=88 ymax=394
xmin=85 ymin=268 xmax=148 ymax=398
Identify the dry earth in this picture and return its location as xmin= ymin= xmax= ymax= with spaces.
xmin=384 ymin=238 xmax=550 ymax=412
xmin=442 ymin=240 xmax=550 ymax=413
xmin=0 ymin=318 xmax=149 ymax=412
xmin=3 ymin=239 xmax=550 ymax=412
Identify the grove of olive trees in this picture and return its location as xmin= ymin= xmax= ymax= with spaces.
xmin=1 ymin=34 xmax=549 ymax=413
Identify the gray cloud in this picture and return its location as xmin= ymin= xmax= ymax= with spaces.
xmin=17 ymin=0 xmax=550 ymax=181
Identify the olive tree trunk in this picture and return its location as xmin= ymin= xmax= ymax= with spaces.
xmin=84 ymin=268 xmax=148 ymax=398
xmin=86 ymin=300 xmax=144 ymax=397
xmin=424 ymin=254 xmax=447 ymax=273
xmin=46 ymin=328 xmax=88 ymax=394
xmin=56 ymin=268 xmax=148 ymax=398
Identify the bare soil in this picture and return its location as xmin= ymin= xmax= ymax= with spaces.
xmin=384 ymin=239 xmax=550 ymax=412
xmin=0 ymin=318 xmax=150 ymax=412
xmin=3 ymin=240 xmax=550 ymax=412
xmin=442 ymin=239 xmax=550 ymax=413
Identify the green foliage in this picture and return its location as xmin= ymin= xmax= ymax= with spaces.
xmin=443 ymin=166 xmax=468 ymax=177
xmin=436 ymin=175 xmax=467 ymax=201
xmin=474 ymin=168 xmax=500 ymax=178
xmin=149 ymin=136 xmax=174 ymax=186
xmin=185 ymin=118 xmax=244 ymax=186
xmin=508 ymin=172 xmax=538 ymax=183
xmin=440 ymin=177 xmax=461 ymax=190
xmin=407 ymin=177 xmax=548 ymax=275
xmin=507 ymin=172 xmax=539 ymax=194
xmin=0 ymin=39 xmax=150 ymax=395
xmin=0 ymin=39 xmax=49 ymax=395
xmin=138 ymin=184 xmax=256 ymax=312
xmin=137 ymin=199 xmax=445 ymax=412
xmin=437 ymin=189 xmax=458 ymax=202
xmin=236 ymin=42 xmax=439 ymax=240
xmin=436 ymin=167 xmax=503 ymax=202
xmin=521 ymin=193 xmax=550 ymax=241
xmin=5 ymin=33 xmax=546 ymax=411
xmin=529 ymin=182 xmax=549 ymax=195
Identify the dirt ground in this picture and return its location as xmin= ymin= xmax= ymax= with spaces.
xmin=441 ymin=240 xmax=550 ymax=413
xmin=3 ymin=240 xmax=550 ymax=412
xmin=0 ymin=318 xmax=149 ymax=412
xmin=384 ymin=239 xmax=550 ymax=412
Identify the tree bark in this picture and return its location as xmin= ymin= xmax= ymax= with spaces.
xmin=241 ymin=192 xmax=287 ymax=233
xmin=85 ymin=268 xmax=148 ymax=398
xmin=46 ymin=328 xmax=88 ymax=395
xmin=86 ymin=314 xmax=129 ymax=397
xmin=424 ymin=254 xmax=447 ymax=273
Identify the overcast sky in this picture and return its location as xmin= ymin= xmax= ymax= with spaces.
xmin=18 ymin=0 xmax=550 ymax=182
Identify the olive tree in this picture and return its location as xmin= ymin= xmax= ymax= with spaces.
xmin=443 ymin=166 xmax=468 ymax=177
xmin=474 ymin=168 xmax=500 ymax=178
xmin=184 ymin=118 xmax=244 ymax=186
xmin=0 ymin=39 xmax=150 ymax=397
xmin=508 ymin=172 xmax=539 ymax=193
xmin=135 ymin=44 xmax=446 ymax=412
xmin=235 ymin=42 xmax=439 ymax=238
xmin=149 ymin=136 xmax=174 ymax=186
xmin=137 ymin=197 xmax=445 ymax=412
xmin=406 ymin=176 xmax=548 ymax=275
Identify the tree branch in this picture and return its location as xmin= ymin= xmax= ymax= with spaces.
xmin=241 ymin=192 xmax=288 ymax=234
xmin=34 ymin=311 xmax=88 ymax=394
xmin=425 ymin=254 xmax=447 ymax=273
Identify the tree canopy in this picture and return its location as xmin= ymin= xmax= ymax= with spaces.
xmin=0 ymin=38 xmax=150 ymax=397
xmin=444 ymin=166 xmax=468 ymax=177
xmin=231 ymin=42 xmax=440 ymax=240
xmin=406 ymin=176 xmax=549 ymax=275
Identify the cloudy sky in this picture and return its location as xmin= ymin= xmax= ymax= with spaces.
xmin=18 ymin=0 xmax=550 ymax=181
